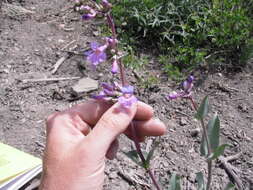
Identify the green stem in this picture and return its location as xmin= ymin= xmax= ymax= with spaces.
xmin=130 ymin=123 xmax=161 ymax=190
xmin=189 ymin=97 xmax=213 ymax=190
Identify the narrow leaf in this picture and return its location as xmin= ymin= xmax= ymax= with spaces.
xmin=200 ymin=134 xmax=208 ymax=157
xmin=196 ymin=172 xmax=205 ymax=190
xmin=195 ymin=96 xmax=209 ymax=120
xmin=168 ymin=174 xmax=181 ymax=190
xmin=146 ymin=140 xmax=160 ymax=167
xmin=224 ymin=182 xmax=235 ymax=190
xmin=208 ymin=144 xmax=229 ymax=161
xmin=208 ymin=113 xmax=220 ymax=150
xmin=123 ymin=150 xmax=142 ymax=166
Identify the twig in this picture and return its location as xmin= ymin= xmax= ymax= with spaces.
xmin=218 ymin=155 xmax=244 ymax=190
xmin=117 ymin=170 xmax=135 ymax=185
xmin=22 ymin=77 xmax=80 ymax=83
xmin=225 ymin=152 xmax=242 ymax=162
xmin=51 ymin=43 xmax=78 ymax=74
xmin=51 ymin=56 xmax=70 ymax=74
xmin=175 ymin=110 xmax=191 ymax=118
xmin=118 ymin=170 xmax=150 ymax=187
xmin=61 ymin=40 xmax=76 ymax=51
xmin=2 ymin=3 xmax=34 ymax=18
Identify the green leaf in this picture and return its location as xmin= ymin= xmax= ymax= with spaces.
xmin=145 ymin=140 xmax=160 ymax=167
xmin=207 ymin=144 xmax=229 ymax=161
xmin=208 ymin=113 xmax=220 ymax=151
xmin=200 ymin=134 xmax=208 ymax=157
xmin=196 ymin=172 xmax=205 ymax=190
xmin=123 ymin=150 xmax=142 ymax=166
xmin=224 ymin=182 xmax=235 ymax=190
xmin=195 ymin=96 xmax=209 ymax=120
xmin=168 ymin=174 xmax=181 ymax=190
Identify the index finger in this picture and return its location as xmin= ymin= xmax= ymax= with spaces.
xmin=70 ymin=100 xmax=154 ymax=126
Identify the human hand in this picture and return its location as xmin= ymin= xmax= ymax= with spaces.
xmin=39 ymin=100 xmax=166 ymax=190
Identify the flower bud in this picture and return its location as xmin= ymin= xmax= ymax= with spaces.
xmin=111 ymin=59 xmax=119 ymax=74
xmin=101 ymin=0 xmax=112 ymax=9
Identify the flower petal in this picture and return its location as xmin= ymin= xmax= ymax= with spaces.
xmin=118 ymin=95 xmax=137 ymax=108
xmin=121 ymin=85 xmax=134 ymax=94
xmin=90 ymin=42 xmax=100 ymax=50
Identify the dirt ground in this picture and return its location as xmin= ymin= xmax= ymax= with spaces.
xmin=0 ymin=0 xmax=252 ymax=189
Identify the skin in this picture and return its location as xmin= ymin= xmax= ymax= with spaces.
xmin=39 ymin=100 xmax=166 ymax=190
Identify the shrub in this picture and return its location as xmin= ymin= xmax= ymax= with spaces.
xmin=112 ymin=0 xmax=253 ymax=73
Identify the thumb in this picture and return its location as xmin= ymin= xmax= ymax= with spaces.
xmin=85 ymin=102 xmax=137 ymax=154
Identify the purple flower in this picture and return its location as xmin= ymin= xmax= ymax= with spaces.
xmin=105 ymin=37 xmax=117 ymax=49
xmin=101 ymin=82 xmax=114 ymax=91
xmin=118 ymin=85 xmax=137 ymax=108
xmin=92 ymin=83 xmax=137 ymax=108
xmin=111 ymin=59 xmax=119 ymax=74
xmin=81 ymin=6 xmax=97 ymax=20
xmin=101 ymin=0 xmax=112 ymax=9
xmin=121 ymin=85 xmax=134 ymax=94
xmin=183 ymin=75 xmax=194 ymax=92
xmin=91 ymin=91 xmax=107 ymax=100
xmin=118 ymin=95 xmax=137 ymax=108
xmin=85 ymin=42 xmax=108 ymax=67
xmin=167 ymin=75 xmax=194 ymax=100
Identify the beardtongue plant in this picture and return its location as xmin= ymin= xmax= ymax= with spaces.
xmin=73 ymin=0 xmax=238 ymax=189
xmin=167 ymin=76 xmax=236 ymax=190
xmin=74 ymin=0 xmax=161 ymax=189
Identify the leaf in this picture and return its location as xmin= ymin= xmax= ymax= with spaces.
xmin=224 ymin=182 xmax=235 ymax=190
xmin=207 ymin=144 xmax=229 ymax=161
xmin=145 ymin=140 xmax=160 ymax=167
xmin=200 ymin=134 xmax=208 ymax=157
xmin=168 ymin=174 xmax=181 ymax=190
xmin=208 ymin=113 xmax=220 ymax=150
xmin=196 ymin=172 xmax=205 ymax=190
xmin=123 ymin=150 xmax=142 ymax=166
xmin=195 ymin=96 xmax=209 ymax=120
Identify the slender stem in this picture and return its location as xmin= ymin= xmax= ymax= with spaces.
xmin=130 ymin=123 xmax=161 ymax=190
xmin=147 ymin=169 xmax=161 ymax=190
xmin=106 ymin=13 xmax=127 ymax=85
xmin=130 ymin=122 xmax=146 ymax=164
xmin=189 ymin=97 xmax=213 ymax=190
xmin=206 ymin=161 xmax=212 ymax=190
xmin=106 ymin=11 xmax=160 ymax=190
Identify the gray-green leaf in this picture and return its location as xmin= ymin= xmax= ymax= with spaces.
xmin=146 ymin=140 xmax=160 ymax=168
xmin=200 ymin=134 xmax=208 ymax=157
xmin=196 ymin=172 xmax=205 ymax=190
xmin=168 ymin=174 xmax=181 ymax=190
xmin=123 ymin=150 xmax=142 ymax=166
xmin=208 ymin=144 xmax=229 ymax=161
xmin=195 ymin=96 xmax=209 ymax=120
xmin=208 ymin=113 xmax=220 ymax=151
xmin=224 ymin=182 xmax=235 ymax=190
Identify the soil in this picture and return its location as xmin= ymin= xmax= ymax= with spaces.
xmin=0 ymin=0 xmax=252 ymax=189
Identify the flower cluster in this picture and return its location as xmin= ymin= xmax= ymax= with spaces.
xmin=74 ymin=0 xmax=118 ymax=74
xmin=93 ymin=83 xmax=137 ymax=108
xmin=167 ymin=75 xmax=194 ymax=100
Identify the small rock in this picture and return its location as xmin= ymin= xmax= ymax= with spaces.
xmin=179 ymin=118 xmax=187 ymax=126
xmin=71 ymin=78 xmax=98 ymax=95
xmin=190 ymin=128 xmax=201 ymax=137
xmin=217 ymin=72 xmax=222 ymax=77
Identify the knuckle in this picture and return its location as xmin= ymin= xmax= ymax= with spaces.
xmin=45 ymin=112 xmax=61 ymax=131
xmin=46 ymin=112 xmax=57 ymax=125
